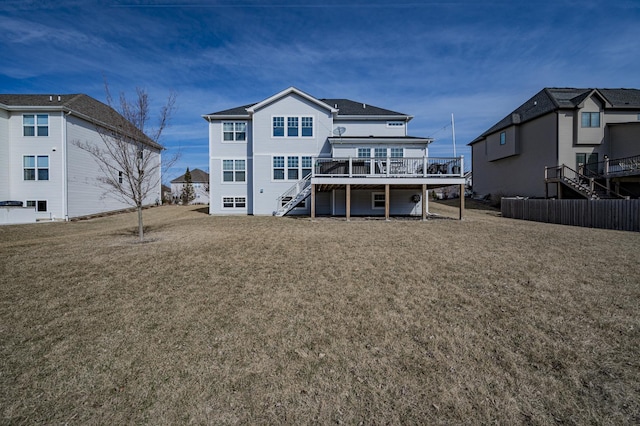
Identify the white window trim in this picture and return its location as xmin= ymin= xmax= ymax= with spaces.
xmin=26 ymin=199 xmax=48 ymax=212
xmin=221 ymin=158 xmax=246 ymax=184
xmin=271 ymin=155 xmax=313 ymax=182
xmin=386 ymin=121 xmax=405 ymax=127
xmin=271 ymin=115 xmax=315 ymax=138
xmin=222 ymin=196 xmax=247 ymax=209
xmin=221 ymin=121 xmax=248 ymax=143
xmin=23 ymin=155 xmax=49 ymax=181
xmin=372 ymin=192 xmax=386 ymax=210
xmin=358 ymin=148 xmax=404 ymax=158
xmin=23 ymin=114 xmax=49 ymax=137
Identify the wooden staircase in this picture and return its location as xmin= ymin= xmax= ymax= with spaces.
xmin=545 ymin=164 xmax=626 ymax=200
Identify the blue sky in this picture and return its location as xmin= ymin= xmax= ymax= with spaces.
xmin=2 ymin=0 xmax=639 ymax=181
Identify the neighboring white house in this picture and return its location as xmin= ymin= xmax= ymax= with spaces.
xmin=0 ymin=94 xmax=163 ymax=223
xmin=203 ymin=87 xmax=465 ymax=219
xmin=170 ymin=168 xmax=210 ymax=204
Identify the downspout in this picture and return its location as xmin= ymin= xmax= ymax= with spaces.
xmin=62 ymin=110 xmax=72 ymax=221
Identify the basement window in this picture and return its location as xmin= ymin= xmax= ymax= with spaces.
xmin=26 ymin=200 xmax=47 ymax=212
xmin=372 ymin=192 xmax=385 ymax=209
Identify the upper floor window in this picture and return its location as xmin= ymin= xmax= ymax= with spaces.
xmin=390 ymin=148 xmax=404 ymax=158
xmin=500 ymin=131 xmax=506 ymax=145
xmin=581 ymin=112 xmax=600 ymax=128
xmin=273 ymin=116 xmax=313 ymax=138
xmin=387 ymin=121 xmax=405 ymax=127
xmin=23 ymin=155 xmax=49 ymax=181
xmin=287 ymin=117 xmax=299 ymax=137
xmin=223 ymin=122 xmax=247 ymax=142
xmin=222 ymin=159 xmax=246 ymax=182
xmin=23 ymin=114 xmax=49 ymax=137
xmin=374 ymin=148 xmax=387 ymax=158
xmin=273 ymin=117 xmax=284 ymax=137
xmin=301 ymin=117 xmax=313 ymax=136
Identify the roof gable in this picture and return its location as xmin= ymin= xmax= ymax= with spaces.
xmin=204 ymin=89 xmax=411 ymax=119
xmin=246 ymin=87 xmax=338 ymax=114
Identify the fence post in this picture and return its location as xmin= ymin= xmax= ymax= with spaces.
xmin=460 ymin=156 xmax=464 ymax=176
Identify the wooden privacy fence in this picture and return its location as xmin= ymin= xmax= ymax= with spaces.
xmin=501 ymin=198 xmax=640 ymax=232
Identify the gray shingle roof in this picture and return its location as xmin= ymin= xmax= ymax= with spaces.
xmin=206 ymin=98 xmax=407 ymax=117
xmin=171 ymin=168 xmax=209 ymax=184
xmin=0 ymin=94 xmax=162 ymax=150
xmin=320 ymin=99 xmax=407 ymax=116
xmin=471 ymin=88 xmax=640 ymax=144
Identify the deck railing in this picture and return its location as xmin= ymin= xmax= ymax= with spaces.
xmin=313 ymin=156 xmax=464 ymax=178
xmin=600 ymin=154 xmax=640 ymax=176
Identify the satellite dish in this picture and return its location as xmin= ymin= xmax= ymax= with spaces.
xmin=333 ymin=127 xmax=346 ymax=136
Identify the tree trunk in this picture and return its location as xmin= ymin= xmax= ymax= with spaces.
xmin=137 ymin=205 xmax=144 ymax=241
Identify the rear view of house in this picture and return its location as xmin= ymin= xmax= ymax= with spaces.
xmin=0 ymin=94 xmax=163 ymax=224
xmin=470 ymin=88 xmax=640 ymax=200
xmin=204 ymin=87 xmax=465 ymax=219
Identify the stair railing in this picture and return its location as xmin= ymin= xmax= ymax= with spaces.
xmin=275 ymin=173 xmax=313 ymax=215
xmin=546 ymin=164 xmax=626 ymax=199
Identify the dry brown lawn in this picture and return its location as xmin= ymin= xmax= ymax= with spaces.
xmin=1 ymin=202 xmax=639 ymax=424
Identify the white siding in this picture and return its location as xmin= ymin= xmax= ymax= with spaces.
xmin=7 ymin=110 xmax=64 ymax=220
xmin=333 ymin=119 xmax=407 ymax=137
xmin=66 ymin=115 xmax=161 ymax=218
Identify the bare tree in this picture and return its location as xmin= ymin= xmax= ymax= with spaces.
xmin=74 ymin=84 xmax=177 ymax=241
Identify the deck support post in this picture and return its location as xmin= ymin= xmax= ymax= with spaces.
xmin=385 ymin=184 xmax=390 ymax=221
xmin=459 ymin=184 xmax=465 ymax=220
xmin=310 ymin=183 xmax=316 ymax=220
xmin=346 ymin=184 xmax=351 ymax=221
xmin=422 ymin=184 xmax=427 ymax=221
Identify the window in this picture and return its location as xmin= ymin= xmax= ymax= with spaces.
xmin=273 ymin=155 xmax=311 ymax=181
xmin=387 ymin=121 xmax=404 ymax=127
xmin=581 ymin=112 xmax=600 ymax=128
xmin=287 ymin=117 xmax=299 ymax=137
xmin=499 ymin=131 xmax=506 ymax=145
xmin=223 ymin=122 xmax=247 ymax=141
xmin=301 ymin=117 xmax=313 ymax=136
xmin=287 ymin=156 xmax=299 ymax=180
xmin=302 ymin=156 xmax=312 ymax=178
xmin=23 ymin=114 xmax=48 ymax=137
xmin=26 ymin=200 xmax=47 ymax=212
xmin=390 ymin=148 xmax=403 ymax=158
xmin=372 ymin=193 xmax=385 ymax=209
xmin=273 ymin=116 xmax=313 ymax=137
xmin=374 ymin=148 xmax=387 ymax=158
xmin=273 ymin=117 xmax=285 ymax=137
xmin=281 ymin=197 xmax=306 ymax=209
xmin=222 ymin=159 xmax=246 ymax=182
xmin=222 ymin=197 xmax=246 ymax=208
xmin=358 ymin=148 xmax=371 ymax=158
xmin=273 ymin=156 xmax=285 ymax=180
xmin=23 ymin=155 xmax=49 ymax=181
